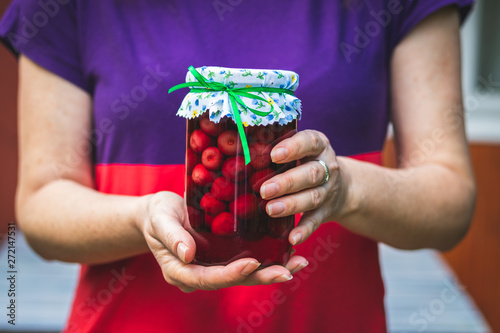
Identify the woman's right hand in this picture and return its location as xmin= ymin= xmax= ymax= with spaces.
xmin=136 ymin=191 xmax=309 ymax=293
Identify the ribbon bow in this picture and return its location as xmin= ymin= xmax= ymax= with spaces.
xmin=169 ymin=66 xmax=295 ymax=165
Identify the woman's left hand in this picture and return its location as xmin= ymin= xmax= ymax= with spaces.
xmin=260 ymin=130 xmax=349 ymax=246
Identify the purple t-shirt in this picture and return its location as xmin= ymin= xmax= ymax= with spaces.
xmin=0 ymin=1 xmax=473 ymax=332
xmin=1 ymin=0 xmax=472 ymax=164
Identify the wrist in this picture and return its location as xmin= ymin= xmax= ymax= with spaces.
xmin=331 ymin=157 xmax=361 ymax=222
xmin=133 ymin=194 xmax=153 ymax=236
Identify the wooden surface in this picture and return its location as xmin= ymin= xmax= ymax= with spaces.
xmin=380 ymin=243 xmax=490 ymax=333
xmin=442 ymin=144 xmax=500 ymax=333
xmin=382 ymin=139 xmax=500 ymax=333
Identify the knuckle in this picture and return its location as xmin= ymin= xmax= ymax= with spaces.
xmin=285 ymin=198 xmax=297 ymax=213
xmin=312 ymin=131 xmax=321 ymax=146
xmin=150 ymin=215 xmax=163 ymax=235
xmin=163 ymin=232 xmax=178 ymax=251
xmin=306 ymin=217 xmax=321 ymax=235
xmin=318 ymin=132 xmax=330 ymax=147
xmin=281 ymin=174 xmax=294 ymax=192
xmin=162 ymin=271 xmax=178 ymax=287
xmin=222 ymin=272 xmax=239 ymax=286
xmin=150 ymin=193 xmax=163 ymax=209
xmin=308 ymin=164 xmax=321 ymax=184
xmin=328 ymin=159 xmax=339 ymax=173
xmin=326 ymin=143 xmax=336 ymax=157
xmin=327 ymin=161 xmax=339 ymax=180
xmin=197 ymin=274 xmax=215 ymax=291
xmin=305 ymin=131 xmax=321 ymax=149
xmin=309 ymin=188 xmax=321 ymax=208
xmin=150 ymin=215 xmax=160 ymax=227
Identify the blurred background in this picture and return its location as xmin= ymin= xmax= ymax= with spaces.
xmin=0 ymin=1 xmax=498 ymax=332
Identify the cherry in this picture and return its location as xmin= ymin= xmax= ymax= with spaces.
xmin=222 ymin=156 xmax=253 ymax=182
xmin=201 ymin=146 xmax=224 ymax=171
xmin=249 ymin=142 xmax=272 ymax=170
xmin=248 ymin=125 xmax=275 ymax=143
xmin=211 ymin=212 xmax=238 ymax=236
xmin=200 ymin=113 xmax=223 ymax=137
xmin=211 ymin=176 xmax=236 ymax=202
xmin=230 ymin=193 xmax=258 ymax=220
xmin=190 ymin=129 xmax=214 ymax=153
xmin=200 ymin=193 xmax=226 ymax=216
xmin=218 ymin=130 xmax=239 ymax=156
xmin=192 ymin=164 xmax=216 ymax=187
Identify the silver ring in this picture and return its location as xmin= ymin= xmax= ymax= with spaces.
xmin=316 ymin=159 xmax=330 ymax=185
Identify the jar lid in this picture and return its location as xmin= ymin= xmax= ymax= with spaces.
xmin=175 ymin=66 xmax=302 ymax=127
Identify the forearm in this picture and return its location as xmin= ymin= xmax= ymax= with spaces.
xmin=337 ymin=156 xmax=476 ymax=250
xmin=16 ymin=179 xmax=150 ymax=264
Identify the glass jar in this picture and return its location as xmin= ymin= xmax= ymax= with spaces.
xmin=185 ymin=115 xmax=297 ymax=266
xmin=170 ymin=66 xmax=301 ymax=267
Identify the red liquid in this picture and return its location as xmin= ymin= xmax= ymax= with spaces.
xmin=185 ymin=113 xmax=297 ymax=267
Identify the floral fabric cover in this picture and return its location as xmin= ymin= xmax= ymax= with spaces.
xmin=175 ymin=66 xmax=302 ymax=127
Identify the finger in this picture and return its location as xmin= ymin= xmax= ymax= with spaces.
xmin=289 ymin=210 xmax=325 ymax=245
xmin=261 ymin=160 xmax=328 ymax=200
xmin=153 ymin=213 xmax=196 ymax=264
xmin=265 ymin=186 xmax=328 ymax=218
xmin=241 ymin=265 xmax=295 ymax=286
xmin=284 ymin=255 xmax=309 ymax=275
xmin=172 ymin=258 xmax=263 ymax=290
xmin=270 ymin=130 xmax=329 ymax=163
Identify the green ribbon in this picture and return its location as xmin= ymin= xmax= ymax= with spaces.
xmin=168 ymin=66 xmax=295 ymax=165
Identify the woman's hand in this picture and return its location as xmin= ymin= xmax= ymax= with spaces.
xmin=136 ymin=191 xmax=309 ymax=293
xmin=260 ymin=130 xmax=349 ymax=246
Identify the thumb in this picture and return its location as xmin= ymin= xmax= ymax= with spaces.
xmin=149 ymin=193 xmax=197 ymax=263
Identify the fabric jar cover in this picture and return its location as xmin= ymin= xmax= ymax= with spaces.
xmin=174 ymin=66 xmax=302 ymax=127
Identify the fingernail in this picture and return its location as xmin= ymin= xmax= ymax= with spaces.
xmin=291 ymin=261 xmax=309 ymax=275
xmin=271 ymin=147 xmax=288 ymax=162
xmin=267 ymin=202 xmax=286 ymax=216
xmin=292 ymin=233 xmax=303 ymax=245
xmin=241 ymin=261 xmax=261 ymax=276
xmin=272 ymin=274 xmax=293 ymax=283
xmin=177 ymin=242 xmax=188 ymax=263
xmin=261 ymin=182 xmax=279 ymax=199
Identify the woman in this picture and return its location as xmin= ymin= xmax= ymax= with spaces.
xmin=0 ymin=0 xmax=475 ymax=332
